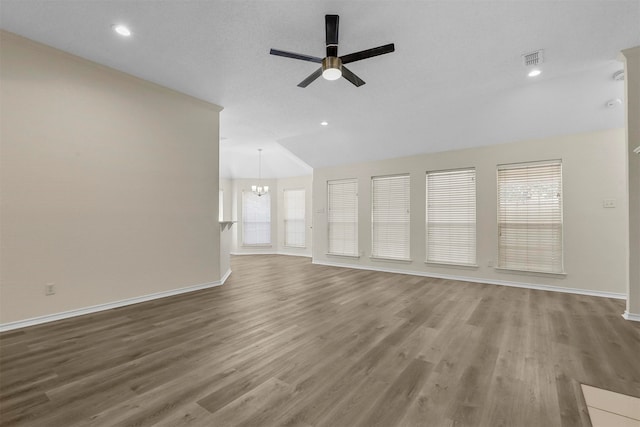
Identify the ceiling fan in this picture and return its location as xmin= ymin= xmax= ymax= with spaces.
xmin=269 ymin=15 xmax=395 ymax=88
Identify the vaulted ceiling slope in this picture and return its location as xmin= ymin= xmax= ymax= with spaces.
xmin=2 ymin=1 xmax=639 ymax=178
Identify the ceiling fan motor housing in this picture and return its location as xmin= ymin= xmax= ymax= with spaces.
xmin=322 ymin=56 xmax=342 ymax=80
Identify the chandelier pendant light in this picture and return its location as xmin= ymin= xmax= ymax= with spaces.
xmin=251 ymin=148 xmax=269 ymax=197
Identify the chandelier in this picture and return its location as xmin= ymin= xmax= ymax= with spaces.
xmin=251 ymin=148 xmax=269 ymax=197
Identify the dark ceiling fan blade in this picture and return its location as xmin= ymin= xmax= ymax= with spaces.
xmin=340 ymin=43 xmax=395 ymax=64
xmin=341 ymin=66 xmax=366 ymax=87
xmin=325 ymin=14 xmax=339 ymax=57
xmin=297 ymin=68 xmax=323 ymax=88
xmin=270 ymin=49 xmax=323 ymax=63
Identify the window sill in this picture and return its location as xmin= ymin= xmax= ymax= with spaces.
xmin=370 ymin=256 xmax=413 ymax=264
xmin=284 ymin=245 xmax=306 ymax=249
xmin=425 ymin=261 xmax=479 ymax=269
xmin=242 ymin=244 xmax=272 ymax=248
xmin=494 ymin=267 xmax=567 ymax=278
xmin=326 ymin=253 xmax=360 ymax=259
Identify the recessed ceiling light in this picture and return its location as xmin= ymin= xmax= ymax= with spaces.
xmin=320 ymin=121 xmax=328 ymax=126
xmin=528 ymin=69 xmax=541 ymax=77
xmin=112 ymin=24 xmax=131 ymax=37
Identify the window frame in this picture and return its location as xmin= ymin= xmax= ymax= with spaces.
xmin=241 ymin=190 xmax=272 ymax=247
xmin=425 ymin=167 xmax=477 ymax=267
xmin=327 ymin=178 xmax=359 ymax=257
xmin=496 ymin=160 xmax=564 ymax=274
xmin=370 ymin=173 xmax=412 ymax=261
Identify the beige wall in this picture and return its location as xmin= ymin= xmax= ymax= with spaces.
xmin=622 ymin=46 xmax=640 ymax=318
xmin=0 ymin=32 xmax=222 ymax=324
xmin=313 ymin=128 xmax=628 ymax=296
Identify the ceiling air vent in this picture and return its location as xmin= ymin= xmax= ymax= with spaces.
xmin=522 ymin=50 xmax=544 ymax=67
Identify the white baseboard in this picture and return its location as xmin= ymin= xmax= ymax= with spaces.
xmin=231 ymin=251 xmax=311 ymax=258
xmin=276 ymin=251 xmax=312 ymax=258
xmin=0 ymin=275 xmax=230 ymax=333
xmin=622 ymin=311 xmax=640 ymax=322
xmin=220 ymin=268 xmax=232 ymax=284
xmin=231 ymin=251 xmax=277 ymax=256
xmin=312 ymin=259 xmax=627 ymax=300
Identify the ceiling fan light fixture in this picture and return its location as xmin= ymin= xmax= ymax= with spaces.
xmin=322 ymin=57 xmax=342 ymax=81
xmin=322 ymin=68 xmax=342 ymax=80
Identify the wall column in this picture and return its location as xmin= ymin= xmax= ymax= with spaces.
xmin=622 ymin=46 xmax=640 ymax=321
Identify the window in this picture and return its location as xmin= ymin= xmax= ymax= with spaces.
xmin=371 ymin=174 xmax=411 ymax=260
xmin=497 ymin=161 xmax=563 ymax=273
xmin=327 ymin=179 xmax=358 ymax=256
xmin=426 ymin=168 xmax=476 ymax=265
xmin=242 ymin=191 xmax=271 ymax=245
xmin=219 ymin=189 xmax=223 ymax=222
xmin=284 ymin=189 xmax=305 ymax=248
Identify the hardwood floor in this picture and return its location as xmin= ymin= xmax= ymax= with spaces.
xmin=1 ymin=255 xmax=639 ymax=426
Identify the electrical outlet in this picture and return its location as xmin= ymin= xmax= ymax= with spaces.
xmin=45 ymin=283 xmax=55 ymax=296
xmin=603 ymin=199 xmax=616 ymax=208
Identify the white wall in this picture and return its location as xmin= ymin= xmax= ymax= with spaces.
xmin=218 ymin=179 xmax=234 ymax=282
xmin=0 ymin=32 xmax=222 ymax=325
xmin=312 ymin=128 xmax=628 ymax=296
xmin=220 ymin=178 xmax=233 ymax=221
xmin=227 ymin=175 xmax=313 ymax=257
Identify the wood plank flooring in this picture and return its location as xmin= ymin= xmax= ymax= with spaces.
xmin=1 ymin=255 xmax=639 ymax=426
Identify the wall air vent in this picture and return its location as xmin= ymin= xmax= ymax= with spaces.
xmin=523 ymin=50 xmax=544 ymax=67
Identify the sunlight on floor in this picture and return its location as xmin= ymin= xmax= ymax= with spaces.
xmin=581 ymin=384 xmax=640 ymax=427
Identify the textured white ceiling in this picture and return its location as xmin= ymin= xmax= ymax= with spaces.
xmin=1 ymin=1 xmax=638 ymax=178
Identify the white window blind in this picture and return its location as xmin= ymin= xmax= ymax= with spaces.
xmin=219 ymin=189 xmax=223 ymax=222
xmin=242 ymin=191 xmax=271 ymax=245
xmin=497 ymin=161 xmax=563 ymax=273
xmin=371 ymin=174 xmax=411 ymax=260
xmin=426 ymin=168 xmax=476 ymax=265
xmin=284 ymin=189 xmax=305 ymax=248
xmin=328 ymin=179 xmax=358 ymax=256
